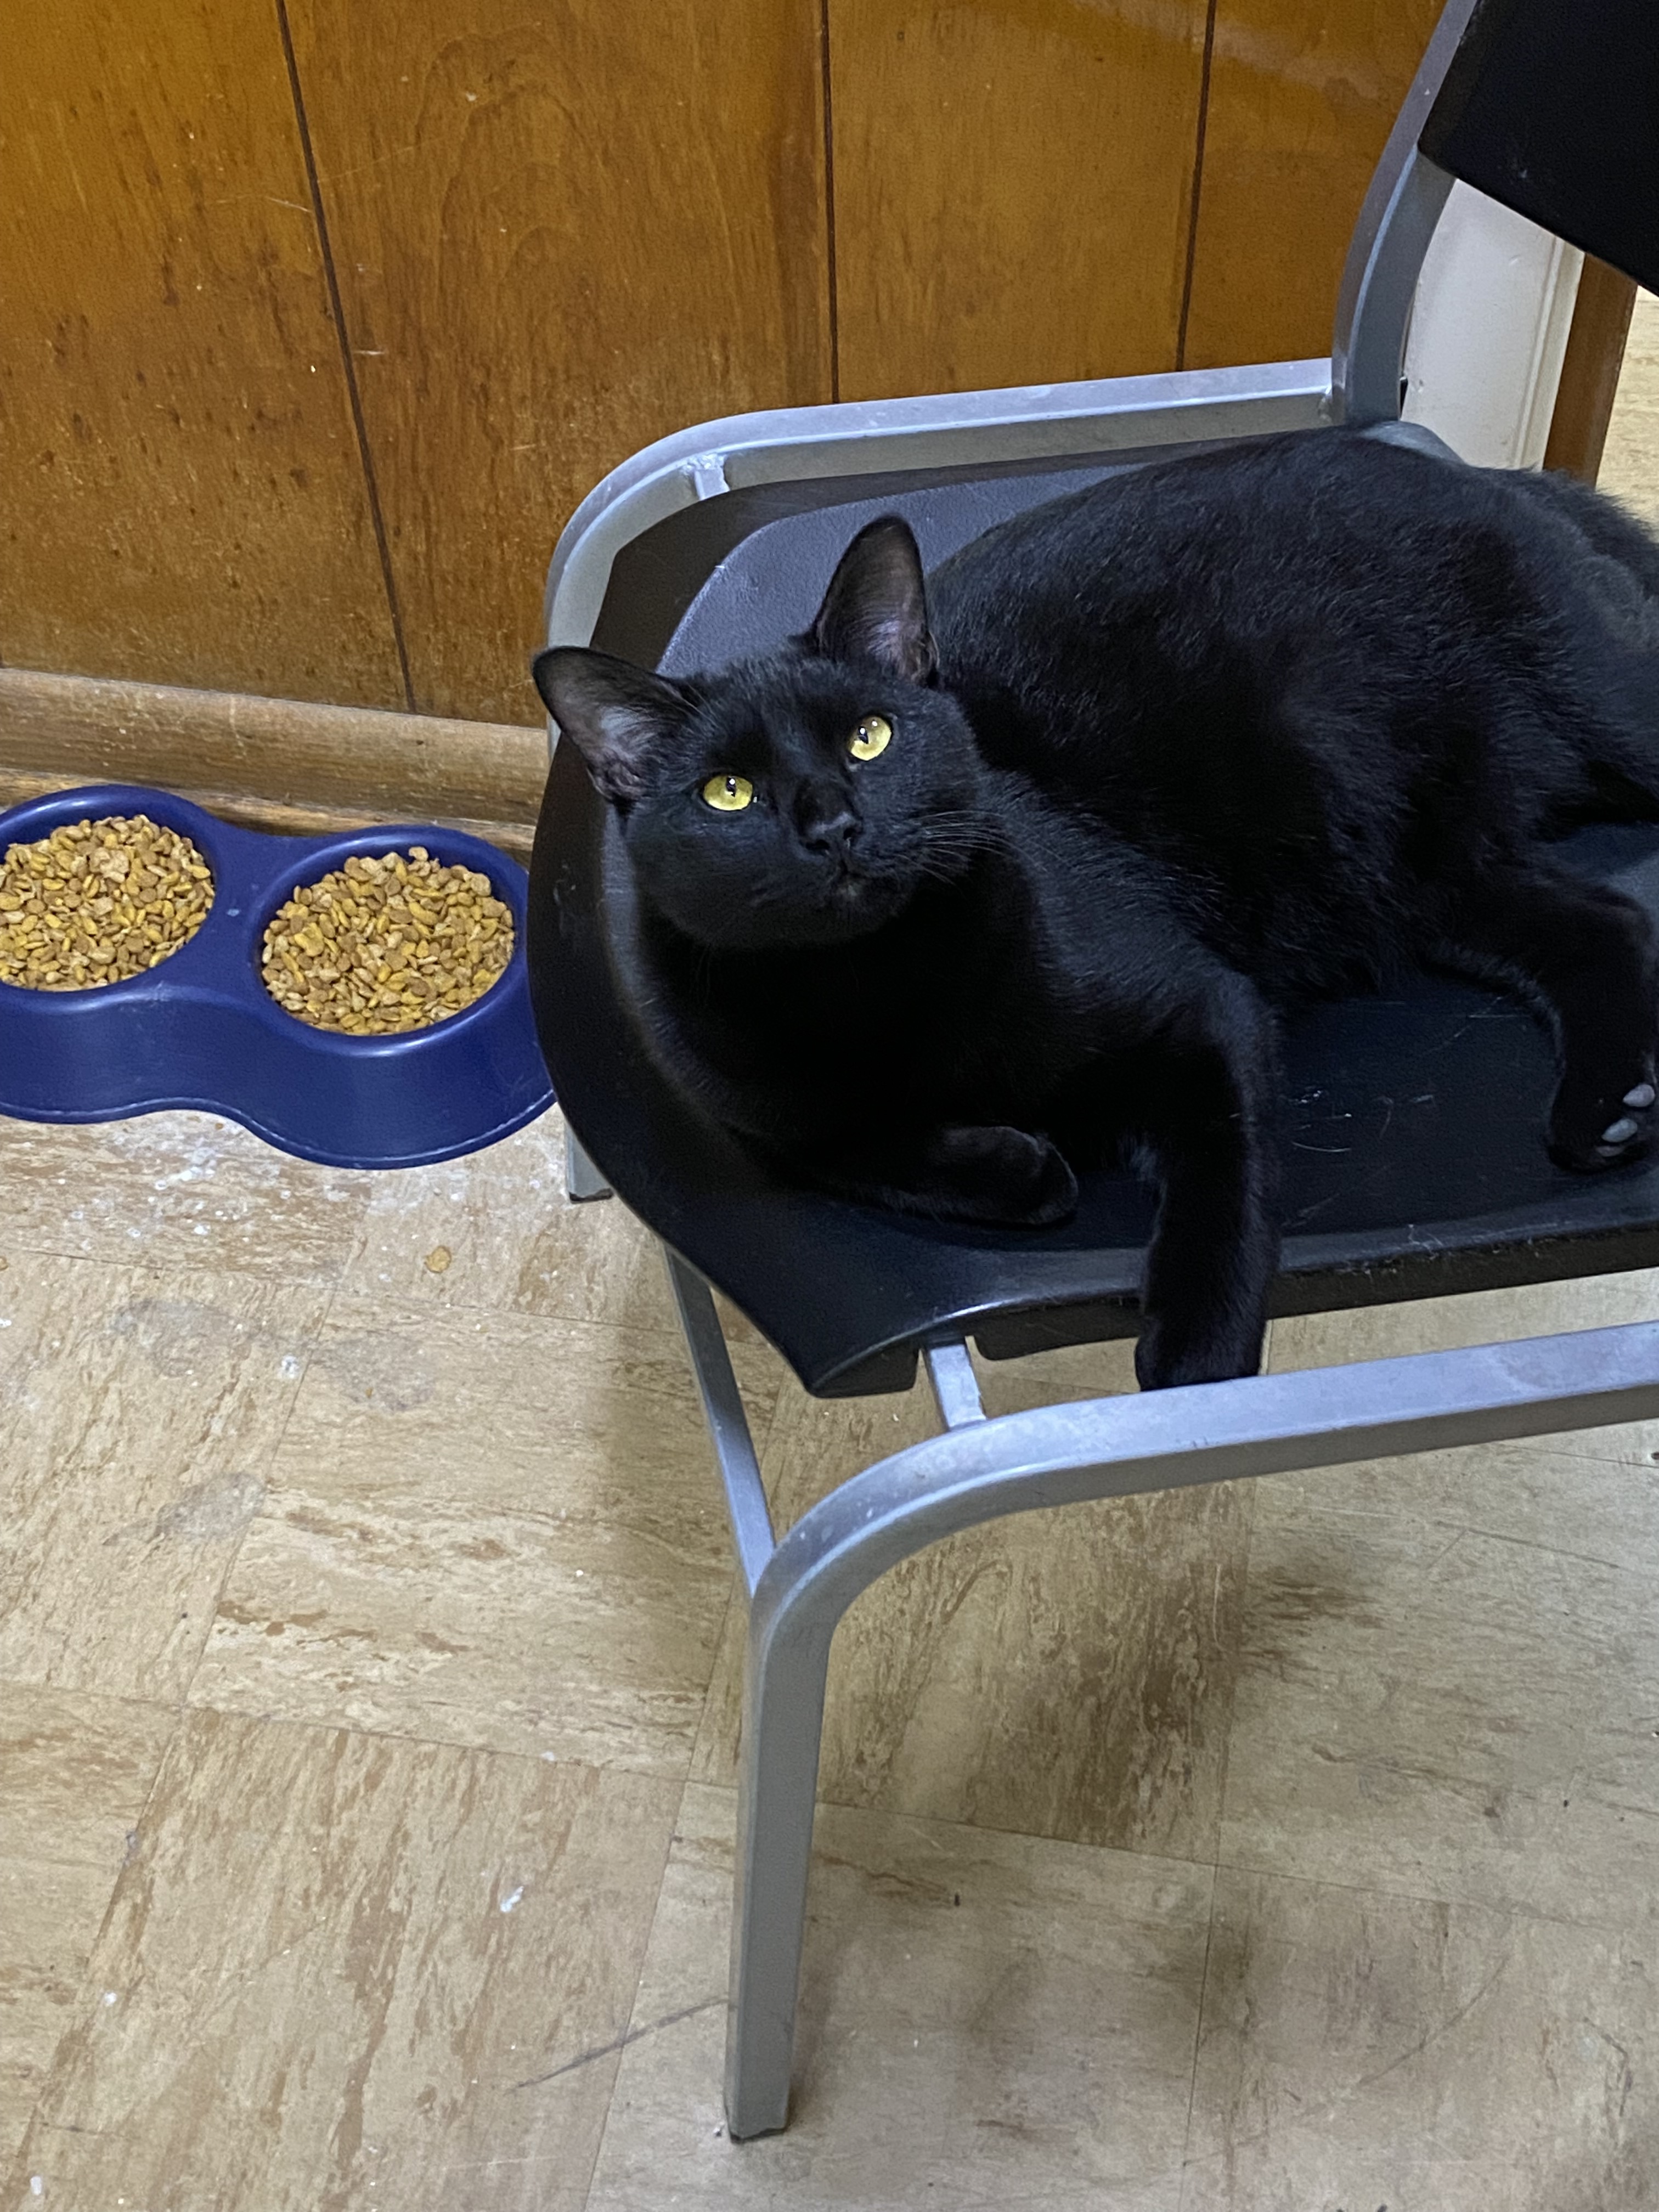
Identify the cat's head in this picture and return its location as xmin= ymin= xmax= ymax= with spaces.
xmin=533 ymin=516 xmax=984 ymax=951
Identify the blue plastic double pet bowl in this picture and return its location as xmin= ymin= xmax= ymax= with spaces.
xmin=0 ymin=784 xmax=555 ymax=1169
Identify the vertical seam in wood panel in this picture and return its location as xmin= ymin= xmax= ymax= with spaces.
xmin=274 ymin=0 xmax=416 ymax=712
xmin=820 ymin=0 xmax=841 ymax=403
xmin=1175 ymin=0 xmax=1221 ymax=372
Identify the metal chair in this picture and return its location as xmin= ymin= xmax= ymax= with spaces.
xmin=528 ymin=0 xmax=1659 ymax=2139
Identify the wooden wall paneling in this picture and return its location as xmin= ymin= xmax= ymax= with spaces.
xmin=1181 ymin=0 xmax=1443 ymax=370
xmin=1544 ymin=257 xmax=1640 ymax=484
xmin=827 ymin=0 xmax=1212 ymax=405
xmin=0 ymin=0 xmax=405 ymax=706
xmin=286 ymin=0 xmax=834 ymax=727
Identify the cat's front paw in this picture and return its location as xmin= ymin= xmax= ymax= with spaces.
xmin=1548 ymin=1065 xmax=1658 ymax=1172
xmin=924 ymin=1125 xmax=1079 ymax=1227
xmin=1134 ymin=1312 xmax=1265 ymax=1391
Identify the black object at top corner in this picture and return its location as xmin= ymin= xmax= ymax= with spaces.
xmin=1420 ymin=0 xmax=1659 ymax=294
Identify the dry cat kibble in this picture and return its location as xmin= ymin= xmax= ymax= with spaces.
xmin=261 ymin=847 xmax=514 ymax=1035
xmin=0 ymin=814 xmax=214 ymax=989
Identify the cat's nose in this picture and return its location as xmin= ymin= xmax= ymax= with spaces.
xmin=796 ymin=793 xmax=860 ymax=855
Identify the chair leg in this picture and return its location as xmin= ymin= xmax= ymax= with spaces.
xmin=706 ymin=1312 xmax=1659 ymax=2135
xmin=564 ymin=1126 xmax=612 ymax=1201
xmin=725 ymin=1591 xmax=836 ymax=2140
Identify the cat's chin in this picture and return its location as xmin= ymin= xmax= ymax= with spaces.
xmin=664 ymin=872 xmax=913 ymax=952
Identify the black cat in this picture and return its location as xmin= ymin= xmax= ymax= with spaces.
xmin=533 ymin=428 xmax=1659 ymax=1390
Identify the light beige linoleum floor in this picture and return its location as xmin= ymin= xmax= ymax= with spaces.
xmin=8 ymin=302 xmax=1659 ymax=2212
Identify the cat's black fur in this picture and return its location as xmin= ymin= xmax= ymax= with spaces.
xmin=534 ymin=428 xmax=1659 ymax=1390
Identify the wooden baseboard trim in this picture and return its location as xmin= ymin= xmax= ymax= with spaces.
xmin=0 ymin=668 xmax=548 ymax=862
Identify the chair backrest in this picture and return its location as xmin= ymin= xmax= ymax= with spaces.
xmin=1423 ymin=0 xmax=1659 ymax=294
xmin=1335 ymin=0 xmax=1659 ymax=427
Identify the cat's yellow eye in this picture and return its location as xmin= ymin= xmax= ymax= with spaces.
xmin=702 ymin=772 xmax=754 ymax=812
xmin=849 ymin=713 xmax=892 ymax=761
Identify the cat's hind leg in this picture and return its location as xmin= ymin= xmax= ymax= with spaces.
xmin=1436 ymin=866 xmax=1659 ymax=1170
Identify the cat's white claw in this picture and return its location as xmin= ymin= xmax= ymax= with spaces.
xmin=1601 ymin=1116 xmax=1641 ymax=1146
xmin=1624 ymin=1082 xmax=1656 ymax=1110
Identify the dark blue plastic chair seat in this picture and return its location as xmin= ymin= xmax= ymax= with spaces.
xmin=529 ymin=469 xmax=1659 ymax=1397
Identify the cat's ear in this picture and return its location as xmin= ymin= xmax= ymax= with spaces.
xmin=533 ymin=647 xmax=693 ymax=804
xmin=808 ymin=516 xmax=936 ymax=683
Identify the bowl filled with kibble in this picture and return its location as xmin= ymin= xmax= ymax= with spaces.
xmin=0 ymin=785 xmax=554 ymax=1167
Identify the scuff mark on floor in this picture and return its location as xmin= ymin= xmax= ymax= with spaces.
xmin=510 ymin=1997 xmax=723 ymax=2090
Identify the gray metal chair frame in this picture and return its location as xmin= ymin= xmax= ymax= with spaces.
xmin=539 ymin=0 xmax=1659 ymax=2139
